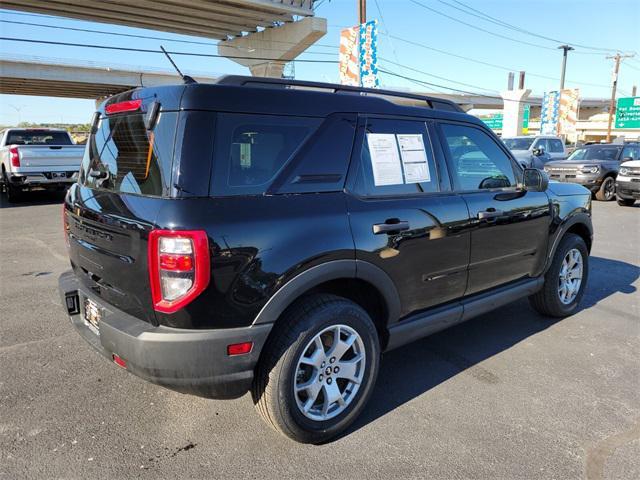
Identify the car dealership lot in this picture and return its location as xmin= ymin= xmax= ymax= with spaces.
xmin=0 ymin=194 xmax=638 ymax=479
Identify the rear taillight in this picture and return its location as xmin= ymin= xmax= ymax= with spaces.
xmin=148 ymin=230 xmax=210 ymax=313
xmin=9 ymin=146 xmax=20 ymax=167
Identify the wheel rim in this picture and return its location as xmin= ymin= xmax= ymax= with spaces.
xmin=293 ymin=324 xmax=366 ymax=421
xmin=558 ymin=248 xmax=584 ymax=305
xmin=604 ymin=178 xmax=615 ymax=199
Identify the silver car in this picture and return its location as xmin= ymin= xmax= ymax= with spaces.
xmin=503 ymin=135 xmax=567 ymax=168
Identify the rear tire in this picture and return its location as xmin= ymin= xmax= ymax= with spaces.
xmin=617 ymin=197 xmax=636 ymax=206
xmin=252 ymin=294 xmax=380 ymax=444
xmin=529 ymin=233 xmax=589 ymax=317
xmin=3 ymin=174 xmax=21 ymax=203
xmin=595 ymin=176 xmax=615 ymax=201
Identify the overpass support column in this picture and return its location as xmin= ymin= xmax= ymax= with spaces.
xmin=217 ymin=17 xmax=327 ymax=78
xmin=500 ymin=89 xmax=531 ymax=137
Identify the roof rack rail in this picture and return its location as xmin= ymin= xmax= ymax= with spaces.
xmin=215 ymin=75 xmax=463 ymax=113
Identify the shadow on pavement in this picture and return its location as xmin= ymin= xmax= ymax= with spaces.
xmin=0 ymin=190 xmax=66 ymax=209
xmin=345 ymin=255 xmax=639 ymax=438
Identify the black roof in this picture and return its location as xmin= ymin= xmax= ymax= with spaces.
xmin=104 ymin=75 xmax=482 ymax=126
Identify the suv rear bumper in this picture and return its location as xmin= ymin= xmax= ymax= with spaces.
xmin=58 ymin=270 xmax=272 ymax=399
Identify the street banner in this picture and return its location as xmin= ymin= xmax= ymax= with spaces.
xmin=339 ymin=20 xmax=379 ymax=88
xmin=540 ymin=91 xmax=560 ymax=135
xmin=558 ymin=89 xmax=580 ymax=134
xmin=615 ymin=97 xmax=640 ymax=129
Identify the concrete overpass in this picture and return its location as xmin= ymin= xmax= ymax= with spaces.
xmin=0 ymin=57 xmax=218 ymax=99
xmin=2 ymin=0 xmax=327 ymax=78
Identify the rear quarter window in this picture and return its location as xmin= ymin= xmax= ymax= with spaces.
xmin=211 ymin=113 xmax=321 ymax=196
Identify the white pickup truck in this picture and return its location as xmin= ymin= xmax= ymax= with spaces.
xmin=0 ymin=128 xmax=85 ymax=202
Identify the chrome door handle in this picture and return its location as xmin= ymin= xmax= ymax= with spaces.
xmin=372 ymin=220 xmax=410 ymax=234
xmin=477 ymin=209 xmax=504 ymax=221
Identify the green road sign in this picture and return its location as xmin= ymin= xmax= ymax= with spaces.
xmin=481 ymin=113 xmax=503 ymax=130
xmin=615 ymin=97 xmax=640 ymax=129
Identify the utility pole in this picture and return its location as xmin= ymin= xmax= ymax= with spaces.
xmin=358 ymin=0 xmax=366 ymax=24
xmin=558 ymin=45 xmax=574 ymax=90
xmin=606 ymin=52 xmax=635 ymax=142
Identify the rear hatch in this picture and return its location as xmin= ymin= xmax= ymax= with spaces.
xmin=65 ymin=90 xmax=181 ymax=324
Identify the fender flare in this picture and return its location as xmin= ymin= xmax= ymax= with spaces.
xmin=252 ymin=259 xmax=401 ymax=326
xmin=544 ymin=211 xmax=593 ymax=272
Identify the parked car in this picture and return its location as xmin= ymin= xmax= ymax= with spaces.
xmin=544 ymin=143 xmax=639 ymax=201
xmin=615 ymin=148 xmax=640 ymax=206
xmin=502 ymin=135 xmax=566 ymax=168
xmin=58 ymin=76 xmax=593 ymax=444
xmin=0 ymin=128 xmax=85 ymax=201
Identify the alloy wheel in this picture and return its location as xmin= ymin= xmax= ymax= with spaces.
xmin=293 ymin=324 xmax=366 ymax=421
xmin=558 ymin=248 xmax=584 ymax=305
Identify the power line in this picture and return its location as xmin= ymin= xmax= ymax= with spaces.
xmin=407 ymin=0 xmax=557 ymax=51
xmin=0 ymin=36 xmax=339 ymax=64
xmin=443 ymin=0 xmax=624 ymax=54
xmin=384 ymin=33 xmax=614 ymax=90
xmin=373 ymin=0 xmax=400 ymax=63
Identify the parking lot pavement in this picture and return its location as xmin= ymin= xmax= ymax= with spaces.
xmin=0 ymin=193 xmax=638 ymax=480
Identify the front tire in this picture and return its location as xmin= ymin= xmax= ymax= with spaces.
xmin=617 ymin=196 xmax=636 ymax=206
xmin=252 ymin=294 xmax=380 ymax=444
xmin=595 ymin=176 xmax=615 ymax=201
xmin=529 ymin=233 xmax=589 ymax=317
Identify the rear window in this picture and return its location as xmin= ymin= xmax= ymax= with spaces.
xmin=6 ymin=130 xmax=72 ymax=145
xmin=80 ymin=112 xmax=177 ymax=197
xmin=211 ymin=113 xmax=321 ymax=196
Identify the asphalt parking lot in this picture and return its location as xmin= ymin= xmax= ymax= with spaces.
xmin=0 ymin=193 xmax=638 ymax=479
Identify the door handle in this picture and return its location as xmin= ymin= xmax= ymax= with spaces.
xmin=372 ymin=220 xmax=410 ymax=234
xmin=477 ymin=209 xmax=504 ymax=221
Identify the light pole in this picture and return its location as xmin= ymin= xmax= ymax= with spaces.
xmin=8 ymin=104 xmax=27 ymax=125
xmin=558 ymin=45 xmax=574 ymax=91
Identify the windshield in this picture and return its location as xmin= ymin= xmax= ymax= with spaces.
xmin=6 ymin=130 xmax=73 ymax=145
xmin=568 ymin=147 xmax=621 ymax=161
xmin=502 ymin=138 xmax=534 ymax=150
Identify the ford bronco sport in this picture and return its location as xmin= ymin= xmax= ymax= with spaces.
xmin=59 ymin=76 xmax=593 ymax=443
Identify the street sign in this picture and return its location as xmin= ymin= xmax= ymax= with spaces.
xmin=615 ymin=97 xmax=640 ymax=129
xmin=481 ymin=113 xmax=503 ymax=130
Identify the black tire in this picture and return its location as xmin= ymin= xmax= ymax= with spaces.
xmin=529 ymin=233 xmax=589 ymax=317
xmin=3 ymin=174 xmax=21 ymax=203
xmin=617 ymin=197 xmax=636 ymax=207
xmin=252 ymin=294 xmax=380 ymax=444
xmin=595 ymin=176 xmax=615 ymax=201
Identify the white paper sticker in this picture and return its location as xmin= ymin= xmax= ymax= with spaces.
xmin=397 ymin=134 xmax=431 ymax=183
xmin=366 ymin=134 xmax=404 ymax=186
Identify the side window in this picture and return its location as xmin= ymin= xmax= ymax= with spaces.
xmin=550 ymin=139 xmax=565 ymax=153
xmin=440 ymin=123 xmax=517 ymax=191
xmin=622 ymin=146 xmax=640 ymax=160
xmin=354 ymin=118 xmax=439 ymax=196
xmin=211 ymin=113 xmax=321 ymax=196
xmin=535 ymin=138 xmax=549 ymax=152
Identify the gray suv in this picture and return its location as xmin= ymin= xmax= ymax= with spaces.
xmin=503 ymin=135 xmax=567 ymax=168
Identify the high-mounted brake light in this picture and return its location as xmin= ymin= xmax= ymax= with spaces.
xmin=148 ymin=230 xmax=210 ymax=313
xmin=9 ymin=146 xmax=20 ymax=167
xmin=105 ymin=99 xmax=142 ymax=115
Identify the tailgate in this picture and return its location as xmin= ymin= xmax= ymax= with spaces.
xmin=66 ymin=186 xmax=163 ymax=324
xmin=18 ymin=145 xmax=85 ymax=168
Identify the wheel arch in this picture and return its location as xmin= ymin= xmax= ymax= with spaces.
xmin=252 ymin=259 xmax=401 ymax=348
xmin=544 ymin=212 xmax=593 ymax=273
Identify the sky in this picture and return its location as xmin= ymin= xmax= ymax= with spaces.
xmin=0 ymin=0 xmax=639 ymax=125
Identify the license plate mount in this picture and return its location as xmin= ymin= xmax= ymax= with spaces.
xmin=84 ymin=297 xmax=102 ymax=334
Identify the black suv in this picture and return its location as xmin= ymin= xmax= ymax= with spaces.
xmin=59 ymin=76 xmax=593 ymax=443
xmin=544 ymin=143 xmax=640 ymax=201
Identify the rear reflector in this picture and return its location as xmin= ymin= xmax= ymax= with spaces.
xmin=112 ymin=354 xmax=127 ymax=369
xmin=227 ymin=342 xmax=253 ymax=356
xmin=105 ymin=99 xmax=142 ymax=115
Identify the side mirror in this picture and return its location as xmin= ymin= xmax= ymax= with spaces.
xmin=523 ymin=168 xmax=549 ymax=192
xmin=532 ymin=147 xmax=545 ymax=157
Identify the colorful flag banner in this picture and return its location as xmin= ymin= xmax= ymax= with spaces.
xmin=558 ymin=89 xmax=580 ymax=135
xmin=540 ymin=91 xmax=560 ymax=135
xmin=339 ymin=20 xmax=379 ymax=88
